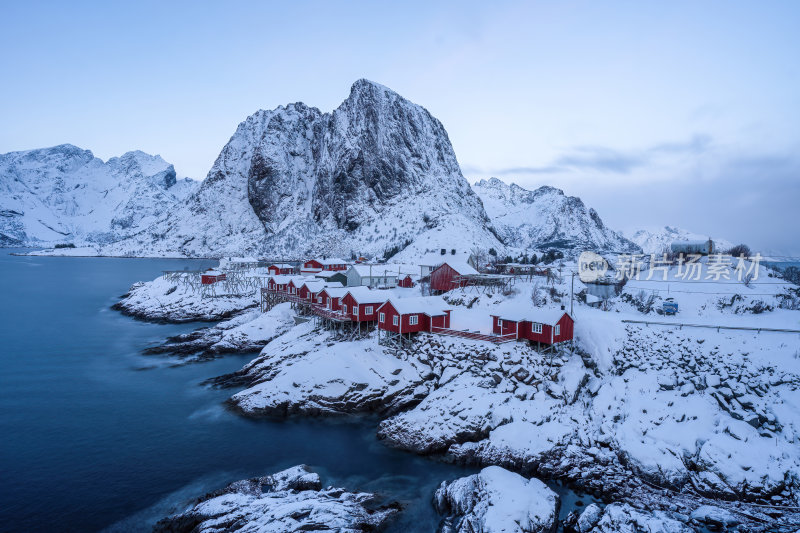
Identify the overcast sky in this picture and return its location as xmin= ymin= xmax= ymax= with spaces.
xmin=2 ymin=1 xmax=798 ymax=254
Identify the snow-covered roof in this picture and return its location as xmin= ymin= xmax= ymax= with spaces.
xmin=314 ymin=271 xmax=345 ymax=279
xmin=348 ymin=264 xmax=401 ymax=277
xmin=269 ymin=263 xmax=294 ymax=269
xmin=345 ymin=286 xmax=390 ymax=304
xmin=300 ymin=281 xmax=328 ymax=292
xmin=672 ymin=239 xmax=708 ymax=246
xmin=319 ymin=286 xmax=350 ymax=298
xmin=491 ymin=306 xmax=570 ymax=325
xmin=436 ymin=261 xmax=479 ymax=276
xmin=271 ymin=275 xmax=310 ymax=285
xmin=204 ymin=270 xmax=224 ymax=276
xmin=379 ymin=296 xmax=451 ymax=317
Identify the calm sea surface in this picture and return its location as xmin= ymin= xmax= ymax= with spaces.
xmin=0 ymin=250 xmax=590 ymax=532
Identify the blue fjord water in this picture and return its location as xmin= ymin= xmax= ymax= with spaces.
xmin=0 ymin=250 xmax=590 ymax=532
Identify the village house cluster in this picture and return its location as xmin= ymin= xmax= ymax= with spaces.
xmin=228 ymin=256 xmax=577 ymax=347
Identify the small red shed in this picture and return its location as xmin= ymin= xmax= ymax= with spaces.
xmin=490 ymin=308 xmax=574 ymax=345
xmin=201 ymin=270 xmax=226 ymax=285
xmin=301 ymin=259 xmax=324 ymax=274
xmin=397 ymin=274 xmax=417 ymax=288
xmin=376 ymin=297 xmax=451 ymax=335
xmin=341 ymin=287 xmax=389 ymax=322
xmin=429 ymin=261 xmax=479 ymax=293
xmin=268 ymin=263 xmax=294 ymax=275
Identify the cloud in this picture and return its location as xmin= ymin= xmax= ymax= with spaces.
xmin=479 ymin=134 xmax=714 ymax=177
xmin=555 ymin=146 xmax=645 ymax=174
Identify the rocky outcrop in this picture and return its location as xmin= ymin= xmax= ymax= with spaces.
xmin=434 ymin=466 xmax=559 ymax=533
xmin=112 ymin=277 xmax=258 ymax=323
xmin=143 ymin=305 xmax=295 ymax=360
xmin=103 ymin=79 xmax=502 ymax=259
xmin=153 ymin=465 xmax=399 ymax=533
xmin=225 ymin=325 xmax=431 ymax=417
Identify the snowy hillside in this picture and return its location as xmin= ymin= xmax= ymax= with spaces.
xmin=472 ymin=177 xmax=639 ymax=255
xmin=627 ymin=226 xmax=734 ymax=255
xmin=103 ymin=79 xmax=503 ymax=259
xmin=0 ymin=144 xmax=196 ymax=247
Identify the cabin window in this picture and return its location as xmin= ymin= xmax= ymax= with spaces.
xmin=353 ymin=306 xmax=359 ymax=315
xmin=409 ymin=315 xmax=418 ymax=326
xmin=317 ymin=296 xmax=322 ymax=304
xmin=393 ymin=315 xmax=399 ymax=326
xmin=379 ymin=313 xmax=385 ymax=323
xmin=365 ymin=306 xmax=373 ymax=315
xmin=498 ymin=319 xmax=503 ymax=328
xmin=532 ymin=323 xmax=543 ymax=334
xmin=554 ymin=325 xmax=560 ymax=336
xmin=343 ymin=304 xmax=348 ymax=314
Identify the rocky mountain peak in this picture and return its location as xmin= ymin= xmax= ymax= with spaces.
xmin=472 ymin=177 xmax=638 ymax=254
xmin=105 ymin=80 xmax=499 ymax=258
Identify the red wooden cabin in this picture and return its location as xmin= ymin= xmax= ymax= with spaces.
xmin=429 ymin=262 xmax=479 ymax=293
xmin=201 ymin=271 xmax=226 ymax=285
xmin=316 ymin=287 xmax=349 ymax=311
xmin=267 ymin=275 xmax=293 ymax=293
xmin=298 ymin=281 xmax=328 ymax=302
xmin=301 ymin=259 xmax=324 ymax=274
xmin=319 ymin=258 xmax=349 ymax=271
xmin=268 ymin=264 xmax=294 ymax=275
xmin=490 ymin=309 xmax=573 ymax=345
xmin=341 ymin=287 xmax=389 ymax=323
xmin=398 ymin=274 xmax=416 ymax=288
xmin=377 ymin=297 xmax=451 ymax=335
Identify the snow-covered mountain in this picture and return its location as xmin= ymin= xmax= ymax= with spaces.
xmin=472 ymin=177 xmax=639 ymax=254
xmin=0 ymin=144 xmax=196 ymax=246
xmin=103 ymin=79 xmax=502 ymax=259
xmin=627 ymin=226 xmax=734 ymax=255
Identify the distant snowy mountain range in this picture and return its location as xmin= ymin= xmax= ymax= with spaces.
xmin=1 ymin=80 xmax=731 ymax=259
xmin=0 ymin=144 xmax=196 ymax=246
xmin=472 ymin=177 xmax=639 ymax=254
xmin=626 ymin=226 xmax=734 ymax=255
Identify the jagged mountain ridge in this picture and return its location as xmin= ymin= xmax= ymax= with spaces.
xmin=472 ymin=177 xmax=639 ymax=254
xmin=0 ymin=144 xmax=196 ymax=246
xmin=103 ymin=79 xmax=503 ymax=259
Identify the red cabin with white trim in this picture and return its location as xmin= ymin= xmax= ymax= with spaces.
xmin=298 ymin=281 xmax=328 ymax=302
xmin=319 ymin=258 xmax=349 ymax=271
xmin=341 ymin=287 xmax=389 ymax=322
xmin=267 ymin=275 xmax=293 ymax=293
xmin=201 ymin=271 xmax=226 ymax=285
xmin=490 ymin=309 xmax=574 ymax=344
xmin=398 ymin=274 xmax=416 ymax=288
xmin=376 ymin=297 xmax=451 ymax=335
xmin=429 ymin=261 xmax=479 ymax=293
xmin=316 ymin=287 xmax=349 ymax=311
xmin=268 ymin=264 xmax=294 ymax=275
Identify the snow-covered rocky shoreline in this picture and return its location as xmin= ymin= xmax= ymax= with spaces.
xmin=120 ymin=263 xmax=800 ymax=531
xmin=153 ymin=465 xmax=401 ymax=532
xmin=113 ymin=275 xmax=259 ymax=323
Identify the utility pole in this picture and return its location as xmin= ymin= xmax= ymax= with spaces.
xmin=570 ymin=271 xmax=576 ymax=316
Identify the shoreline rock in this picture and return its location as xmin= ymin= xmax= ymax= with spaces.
xmin=434 ymin=466 xmax=560 ymax=533
xmin=154 ymin=465 xmax=400 ymax=533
